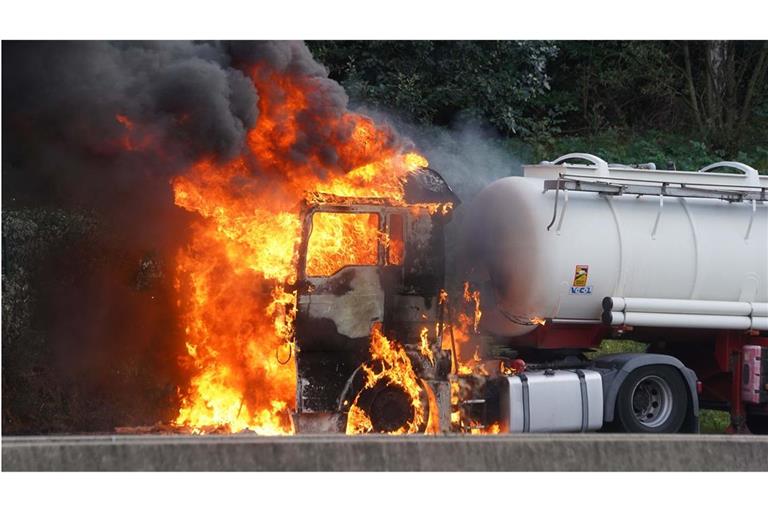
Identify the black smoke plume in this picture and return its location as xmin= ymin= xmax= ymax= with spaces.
xmin=1 ymin=41 xmax=356 ymax=433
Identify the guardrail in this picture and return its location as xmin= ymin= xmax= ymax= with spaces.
xmin=4 ymin=434 xmax=767 ymax=471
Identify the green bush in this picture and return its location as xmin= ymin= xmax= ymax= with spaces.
xmin=533 ymin=129 xmax=768 ymax=171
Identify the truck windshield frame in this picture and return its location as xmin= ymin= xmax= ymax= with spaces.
xmin=304 ymin=210 xmax=381 ymax=278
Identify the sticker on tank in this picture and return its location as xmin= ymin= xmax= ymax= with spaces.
xmin=572 ymin=265 xmax=589 ymax=286
xmin=570 ymin=265 xmax=592 ymax=295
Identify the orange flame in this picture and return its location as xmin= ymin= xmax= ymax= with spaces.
xmin=463 ymin=281 xmax=482 ymax=333
xmin=171 ymin=66 xmax=430 ymax=434
xmin=346 ymin=324 xmax=426 ymax=434
xmin=419 ymin=326 xmax=435 ymax=366
xmin=444 ymin=283 xmax=496 ymax=431
xmin=306 ymin=212 xmax=379 ymax=276
xmin=449 ymin=282 xmax=486 ymax=374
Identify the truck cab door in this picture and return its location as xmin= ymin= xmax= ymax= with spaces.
xmin=296 ymin=209 xmax=387 ymax=350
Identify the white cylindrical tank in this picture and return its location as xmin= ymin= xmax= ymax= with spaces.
xmin=463 ymin=155 xmax=768 ymax=337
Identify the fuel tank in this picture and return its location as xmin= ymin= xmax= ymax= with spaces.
xmin=463 ymin=154 xmax=768 ymax=338
xmin=497 ymin=370 xmax=604 ymax=433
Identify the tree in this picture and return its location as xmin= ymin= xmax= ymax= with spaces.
xmin=308 ymin=41 xmax=558 ymax=137
xmin=546 ymin=41 xmax=682 ymax=134
xmin=310 ymin=41 xmax=768 ymax=159
xmin=681 ymin=41 xmax=768 ymax=153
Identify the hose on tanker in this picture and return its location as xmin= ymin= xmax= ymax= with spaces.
xmin=546 ymin=177 xmax=561 ymax=231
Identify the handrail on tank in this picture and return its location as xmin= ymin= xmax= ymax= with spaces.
xmin=698 ymin=161 xmax=761 ymax=187
xmin=547 ymin=153 xmax=609 ymax=177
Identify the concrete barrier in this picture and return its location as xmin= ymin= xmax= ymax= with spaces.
xmin=3 ymin=433 xmax=767 ymax=471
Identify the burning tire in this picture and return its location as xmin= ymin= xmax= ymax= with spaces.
xmin=354 ymin=378 xmax=428 ymax=433
xmin=344 ymin=371 xmax=431 ymax=434
xmin=341 ymin=324 xmax=434 ymax=434
xmin=614 ymin=365 xmax=688 ymax=433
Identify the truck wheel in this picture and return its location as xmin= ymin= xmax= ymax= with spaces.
xmin=615 ymin=365 xmax=688 ymax=433
xmin=746 ymin=414 xmax=768 ymax=435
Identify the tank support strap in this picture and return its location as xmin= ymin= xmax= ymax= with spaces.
xmin=575 ymin=369 xmax=589 ymax=432
xmin=519 ymin=374 xmax=531 ymax=433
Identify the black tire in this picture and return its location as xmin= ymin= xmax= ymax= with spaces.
xmin=615 ymin=365 xmax=688 ymax=433
xmin=746 ymin=414 xmax=768 ymax=435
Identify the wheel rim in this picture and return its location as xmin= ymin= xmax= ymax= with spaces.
xmin=630 ymin=375 xmax=674 ymax=428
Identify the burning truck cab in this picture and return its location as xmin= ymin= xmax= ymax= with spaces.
xmin=292 ymin=168 xmax=459 ymax=434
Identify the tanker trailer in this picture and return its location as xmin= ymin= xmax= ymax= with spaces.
xmin=462 ymin=153 xmax=768 ymax=434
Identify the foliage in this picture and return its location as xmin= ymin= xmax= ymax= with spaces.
xmin=309 ymin=41 xmax=558 ymax=137
xmin=677 ymin=41 xmax=768 ymax=153
xmin=532 ymin=129 xmax=768 ymax=172
xmin=700 ymin=410 xmax=730 ymax=434
xmin=2 ymin=208 xmax=180 ymax=433
xmin=586 ymin=339 xmax=648 ymax=360
xmin=2 ymin=209 xmax=100 ymax=432
xmin=309 ymin=41 xmax=768 ymax=166
xmin=544 ymin=42 xmax=680 ymax=133
xmin=2 ymin=208 xmax=99 ymax=346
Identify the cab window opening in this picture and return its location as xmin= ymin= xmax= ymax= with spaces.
xmin=386 ymin=213 xmax=405 ymax=266
xmin=305 ymin=211 xmax=380 ymax=277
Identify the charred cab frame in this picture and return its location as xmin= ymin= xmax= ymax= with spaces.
xmin=291 ymin=169 xmax=459 ymax=433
